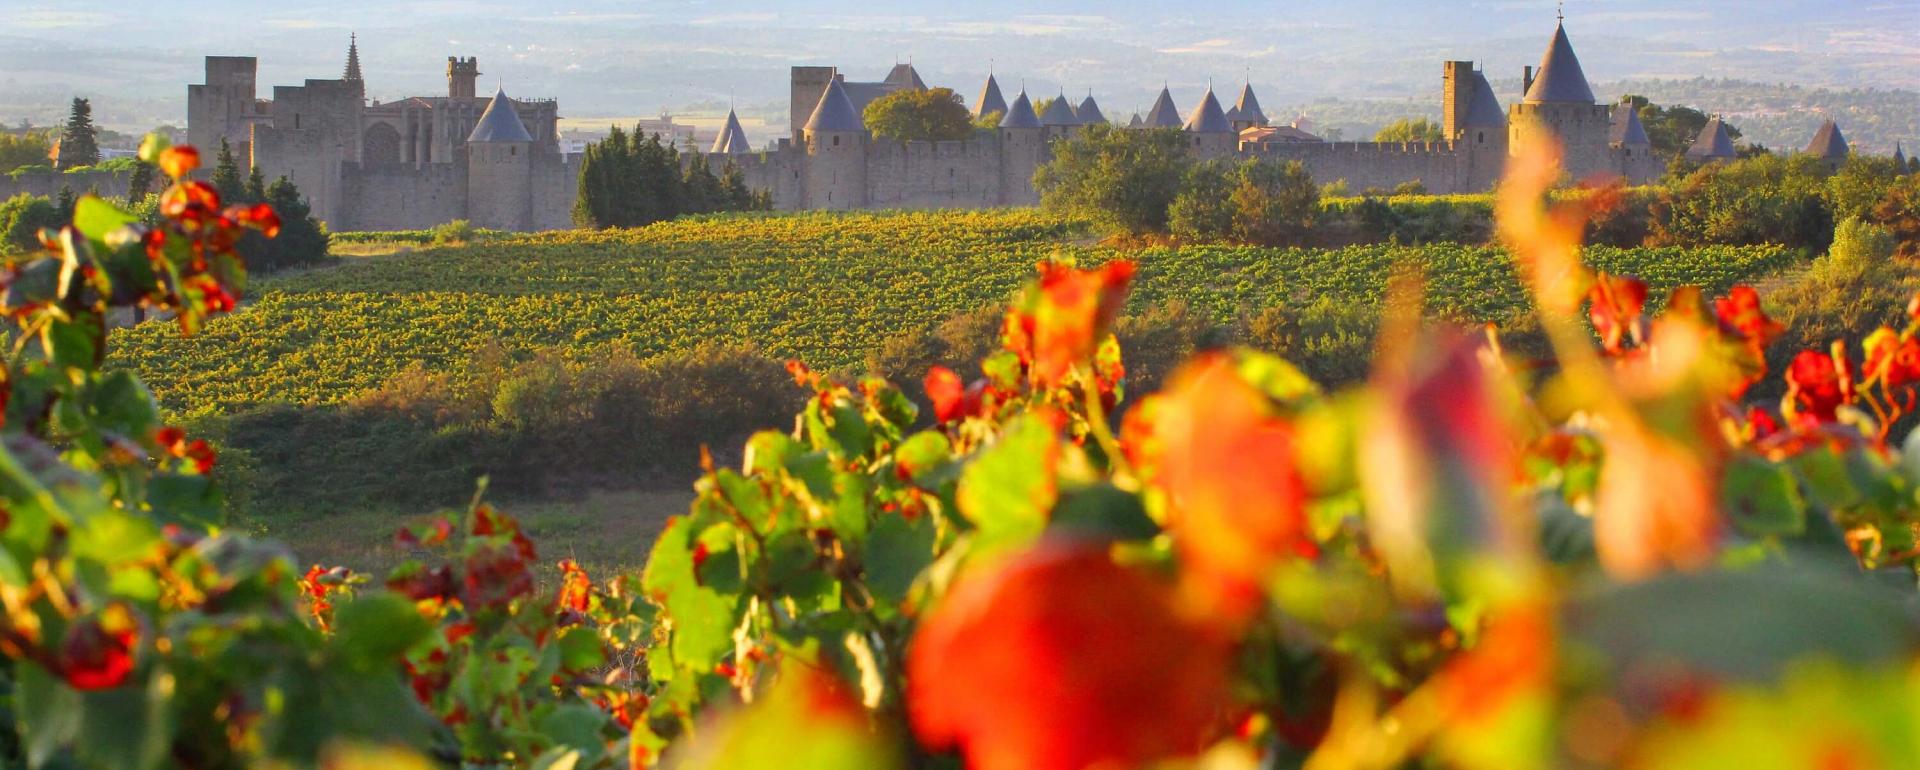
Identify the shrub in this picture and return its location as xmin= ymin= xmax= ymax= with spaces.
xmin=429 ymin=218 xmax=476 ymax=245
xmin=1034 ymin=124 xmax=1192 ymax=236
xmin=0 ymin=192 xmax=59 ymax=252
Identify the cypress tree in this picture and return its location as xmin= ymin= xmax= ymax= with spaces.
xmin=211 ymin=139 xmax=245 ymax=202
xmin=53 ymin=186 xmax=76 ymax=222
xmin=244 ymin=164 xmax=268 ymax=204
xmin=125 ymin=160 xmax=154 ymax=203
xmin=682 ymin=152 xmax=723 ymax=216
xmin=55 ymin=98 xmax=100 ymax=169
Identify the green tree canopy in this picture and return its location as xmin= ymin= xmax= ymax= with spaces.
xmin=573 ymin=127 xmax=769 ymax=228
xmin=862 ymin=87 xmax=975 ymax=143
xmin=55 ymin=97 xmax=100 ymax=170
xmin=0 ymin=133 xmax=51 ymax=174
xmin=1623 ymin=95 xmax=1743 ymax=159
xmin=1373 ymin=117 xmax=1445 ymax=144
xmin=1034 ymin=125 xmax=1193 ymax=236
xmin=1170 ymin=159 xmax=1319 ymax=246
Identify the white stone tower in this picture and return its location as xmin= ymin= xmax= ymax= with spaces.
xmin=465 ymin=88 xmax=534 ymax=230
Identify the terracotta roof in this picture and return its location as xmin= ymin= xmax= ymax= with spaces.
xmin=467 ymin=88 xmax=533 ymax=143
xmin=1184 ymin=87 xmax=1232 ymax=133
xmin=711 ymin=109 xmax=751 ymax=153
xmin=804 ymin=77 xmax=864 ymax=133
xmin=1805 ymin=119 xmax=1849 ymax=159
xmin=1143 ymin=87 xmax=1183 ymax=128
xmin=1523 ymin=22 xmax=1596 ymax=105
xmin=1000 ymin=90 xmax=1041 ymax=129
xmin=1241 ymin=124 xmax=1321 ymax=143
xmin=975 ymin=74 xmax=1008 ymax=118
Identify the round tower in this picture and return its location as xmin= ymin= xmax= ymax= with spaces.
xmin=802 ymin=78 xmax=867 ymax=210
xmin=1507 ymin=21 xmax=1611 ymax=179
xmin=1184 ymin=85 xmax=1237 ymax=159
xmin=998 ymin=89 xmax=1045 ymax=206
xmin=465 ymin=88 xmax=534 ymax=231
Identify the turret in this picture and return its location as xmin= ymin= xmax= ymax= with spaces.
xmin=1895 ymin=143 xmax=1909 ymax=169
xmin=1805 ymin=119 xmax=1849 ymax=172
xmin=1143 ymin=86 xmax=1183 ymax=129
xmin=1507 ymin=20 xmax=1612 ymax=179
xmin=711 ymin=108 xmax=751 ymax=154
xmin=448 ymin=57 xmax=480 ymax=100
xmin=998 ymin=90 xmax=1045 ymax=205
xmin=1040 ymin=90 xmax=1080 ymax=140
xmin=802 ymin=78 xmax=867 ymax=209
xmin=1685 ymin=116 xmax=1737 ymax=163
xmin=1609 ymin=99 xmax=1659 ymax=182
xmin=974 ymin=74 xmax=1009 ymax=121
xmin=1076 ymin=93 xmax=1108 ymax=127
xmin=465 ymin=88 xmax=534 ymax=230
xmin=1230 ymin=82 xmax=1267 ymax=132
xmin=343 ymin=34 xmax=364 ymax=83
xmin=1184 ymin=85 xmax=1235 ymax=158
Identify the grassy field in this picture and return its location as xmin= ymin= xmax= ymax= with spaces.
xmin=105 ymin=209 xmax=1804 ymax=572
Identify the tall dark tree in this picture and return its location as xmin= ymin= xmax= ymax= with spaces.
xmin=681 ymin=152 xmax=724 ymax=215
xmin=210 ymin=139 xmax=246 ymax=202
xmin=53 ymin=186 xmax=76 ymax=223
xmin=54 ymin=98 xmax=100 ymax=169
xmin=124 ymin=160 xmax=155 ymax=202
xmin=244 ymin=176 xmax=329 ymax=271
xmin=244 ymin=164 xmax=268 ymax=204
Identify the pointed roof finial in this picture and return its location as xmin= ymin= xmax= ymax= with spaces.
xmin=1558 ymin=0 xmax=1565 ymax=22
xmin=343 ymin=32 xmax=364 ymax=82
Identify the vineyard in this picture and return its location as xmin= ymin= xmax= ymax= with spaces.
xmin=108 ymin=210 xmax=1796 ymax=414
xmin=12 ymin=135 xmax=1920 ymax=770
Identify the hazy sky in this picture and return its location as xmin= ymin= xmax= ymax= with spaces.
xmin=4 ymin=0 xmax=1917 ymax=130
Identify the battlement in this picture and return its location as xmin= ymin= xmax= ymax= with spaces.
xmin=447 ymin=57 xmax=481 ymax=99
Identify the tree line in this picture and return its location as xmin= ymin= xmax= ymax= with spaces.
xmin=572 ymin=127 xmax=770 ymax=229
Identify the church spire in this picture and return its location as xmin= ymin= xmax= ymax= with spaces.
xmin=344 ymin=33 xmax=363 ymax=82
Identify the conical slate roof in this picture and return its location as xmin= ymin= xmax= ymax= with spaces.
xmin=467 ymin=88 xmax=533 ymax=143
xmin=711 ymin=109 xmax=751 ymax=154
xmin=975 ymin=74 xmax=1008 ymax=119
xmin=1610 ymin=103 xmax=1650 ymax=145
xmin=1523 ymin=22 xmax=1596 ymax=105
xmin=343 ymin=33 xmax=363 ymax=82
xmin=1127 ymin=113 xmax=1144 ymax=128
xmin=1143 ymin=87 xmax=1183 ymax=128
xmin=1184 ymin=87 xmax=1232 ymax=133
xmin=1076 ymin=93 xmax=1107 ymax=125
xmin=1805 ymin=119 xmax=1849 ymax=159
xmin=999 ymin=90 xmax=1041 ymax=129
xmin=1040 ymin=92 xmax=1080 ymax=126
xmin=1686 ymin=117 xmax=1737 ymax=161
xmin=1233 ymin=82 xmax=1266 ymax=125
xmin=805 ymin=78 xmax=864 ymax=133
xmin=1459 ymin=70 xmax=1506 ymax=129
xmin=1897 ymin=143 xmax=1909 ymax=167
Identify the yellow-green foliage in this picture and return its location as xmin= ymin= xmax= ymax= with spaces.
xmin=110 ymin=209 xmax=1797 ymax=417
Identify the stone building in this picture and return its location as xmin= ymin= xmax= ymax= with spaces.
xmin=185 ymin=37 xmax=577 ymax=231
xmin=709 ymin=19 xmax=1666 ymax=212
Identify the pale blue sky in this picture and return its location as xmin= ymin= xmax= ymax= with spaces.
xmin=3 ymin=0 xmax=1916 ymax=129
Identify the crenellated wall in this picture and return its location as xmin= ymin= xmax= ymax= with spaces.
xmin=1245 ymin=141 xmax=1485 ymax=194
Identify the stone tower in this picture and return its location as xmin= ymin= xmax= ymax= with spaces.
xmin=998 ymin=90 xmax=1045 ymax=206
xmin=1039 ymin=90 xmax=1081 ymax=141
xmin=448 ymin=57 xmax=480 ymax=100
xmin=1507 ymin=21 xmax=1611 ymax=179
xmin=803 ymin=78 xmax=867 ymax=209
xmin=1441 ymin=61 xmax=1507 ymax=189
xmin=790 ymin=66 xmax=838 ymax=143
xmin=466 ymin=88 xmax=534 ymax=230
xmin=1609 ymin=99 xmax=1660 ymax=181
xmin=1805 ymin=120 xmax=1850 ymax=172
xmin=186 ymin=56 xmax=259 ymax=156
xmin=1184 ymin=85 xmax=1236 ymax=158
